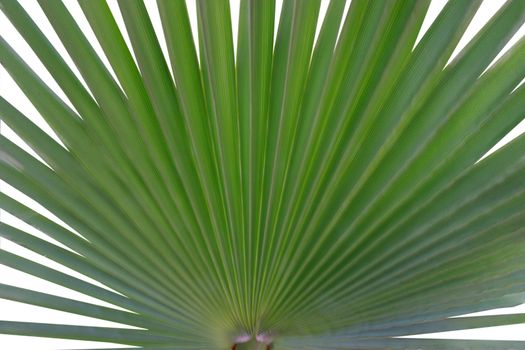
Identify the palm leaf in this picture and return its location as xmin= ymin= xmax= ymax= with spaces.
xmin=1 ymin=0 xmax=525 ymax=349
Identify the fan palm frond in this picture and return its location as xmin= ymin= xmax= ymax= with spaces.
xmin=1 ymin=0 xmax=525 ymax=349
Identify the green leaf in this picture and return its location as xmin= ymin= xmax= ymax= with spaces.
xmin=1 ymin=0 xmax=525 ymax=348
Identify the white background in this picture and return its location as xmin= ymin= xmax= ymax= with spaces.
xmin=1 ymin=0 xmax=525 ymax=349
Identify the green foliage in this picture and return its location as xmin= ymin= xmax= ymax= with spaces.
xmin=1 ymin=0 xmax=525 ymax=349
